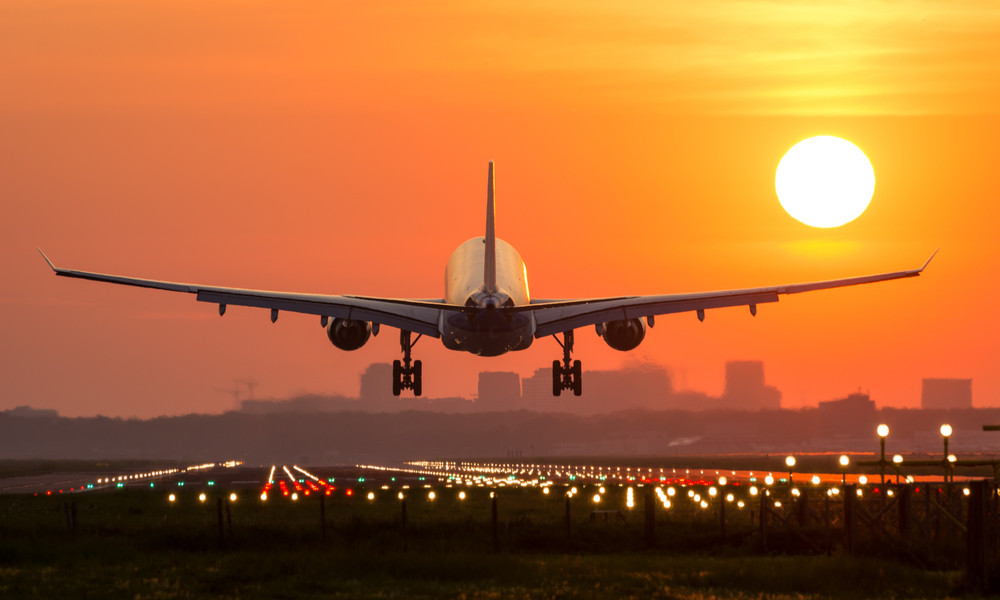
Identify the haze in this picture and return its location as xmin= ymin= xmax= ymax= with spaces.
xmin=2 ymin=1 xmax=999 ymax=418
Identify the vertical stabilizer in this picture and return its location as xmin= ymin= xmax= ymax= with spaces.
xmin=483 ymin=160 xmax=497 ymax=293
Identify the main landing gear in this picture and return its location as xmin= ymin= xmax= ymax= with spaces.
xmin=552 ymin=330 xmax=582 ymax=397
xmin=393 ymin=330 xmax=422 ymax=396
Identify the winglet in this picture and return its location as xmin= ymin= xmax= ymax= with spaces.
xmin=919 ymin=248 xmax=939 ymax=272
xmin=483 ymin=160 xmax=498 ymax=293
xmin=37 ymin=248 xmax=57 ymax=272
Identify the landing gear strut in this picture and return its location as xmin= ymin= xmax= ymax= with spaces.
xmin=552 ymin=330 xmax=582 ymax=397
xmin=393 ymin=330 xmax=422 ymax=396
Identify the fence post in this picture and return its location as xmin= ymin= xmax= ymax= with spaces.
xmin=719 ymin=493 xmax=726 ymax=541
xmin=225 ymin=497 xmax=233 ymax=540
xmin=644 ymin=487 xmax=655 ymax=548
xmin=216 ymin=498 xmax=225 ymax=549
xmin=319 ymin=494 xmax=326 ymax=543
xmin=898 ymin=485 xmax=910 ymax=538
xmin=758 ymin=490 xmax=767 ymax=552
xmin=797 ymin=489 xmax=808 ymax=528
xmin=844 ymin=484 xmax=855 ymax=554
xmin=491 ymin=492 xmax=498 ymax=553
xmin=565 ymin=493 xmax=572 ymax=541
xmin=967 ymin=480 xmax=988 ymax=591
xmin=400 ymin=494 xmax=407 ymax=551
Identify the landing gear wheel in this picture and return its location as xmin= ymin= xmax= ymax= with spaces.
xmin=412 ymin=360 xmax=422 ymax=397
xmin=552 ymin=360 xmax=563 ymax=396
xmin=551 ymin=331 xmax=583 ymax=396
xmin=392 ymin=360 xmax=403 ymax=396
xmin=392 ymin=330 xmax=424 ymax=396
xmin=572 ymin=360 xmax=582 ymax=396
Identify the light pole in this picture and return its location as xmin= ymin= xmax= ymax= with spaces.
xmin=785 ymin=456 xmax=796 ymax=486
xmin=877 ymin=424 xmax=889 ymax=485
xmin=839 ymin=455 xmax=849 ymax=485
xmin=892 ymin=454 xmax=903 ymax=485
xmin=940 ymin=424 xmax=952 ymax=483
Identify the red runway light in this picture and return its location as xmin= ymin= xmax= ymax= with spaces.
xmin=346 ymin=489 xmax=353 ymax=496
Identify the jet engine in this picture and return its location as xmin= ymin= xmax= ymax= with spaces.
xmin=326 ymin=318 xmax=372 ymax=351
xmin=601 ymin=318 xmax=646 ymax=351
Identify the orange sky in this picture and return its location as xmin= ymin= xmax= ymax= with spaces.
xmin=2 ymin=1 xmax=999 ymax=417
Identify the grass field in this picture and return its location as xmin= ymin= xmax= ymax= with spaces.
xmin=0 ymin=483 xmax=975 ymax=599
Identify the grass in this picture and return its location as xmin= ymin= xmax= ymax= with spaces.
xmin=0 ymin=459 xmax=184 ymax=480
xmin=0 ymin=485 xmax=975 ymax=599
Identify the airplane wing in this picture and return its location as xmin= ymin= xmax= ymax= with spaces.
xmin=522 ymin=251 xmax=938 ymax=338
xmin=37 ymin=250 xmax=449 ymax=337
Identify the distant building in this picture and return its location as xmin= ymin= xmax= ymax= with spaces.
xmin=521 ymin=368 xmax=559 ymax=412
xmin=477 ymin=371 xmax=521 ymax=411
xmin=360 ymin=363 xmax=395 ymax=402
xmin=921 ymin=378 xmax=972 ymax=409
xmin=818 ymin=392 xmax=876 ymax=414
xmin=1 ymin=405 xmax=58 ymax=418
xmin=719 ymin=361 xmax=781 ymax=410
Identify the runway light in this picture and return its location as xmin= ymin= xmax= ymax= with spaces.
xmin=964 ymin=488 xmax=971 ymax=496
xmin=199 ymin=493 xmax=206 ymax=502
xmin=261 ymin=493 xmax=267 ymax=501
xmin=893 ymin=454 xmax=903 ymax=464
xmin=593 ymin=494 xmax=601 ymax=503
xmin=398 ymin=492 xmax=404 ymax=500
xmin=764 ymin=476 xmax=774 ymax=486
xmin=700 ymin=500 xmax=708 ymax=508
xmin=718 ymin=476 xmax=727 ymax=486
xmin=708 ymin=487 xmax=717 ymax=497
xmin=726 ymin=493 xmax=734 ymax=502
xmin=599 ymin=486 xmax=605 ymax=494
xmin=811 ymin=475 xmax=821 ymax=485
xmin=229 ymin=493 xmax=237 ymax=502
xmin=774 ymin=501 xmax=782 ymax=508
xmin=428 ymin=491 xmax=436 ymax=500
xmin=948 ymin=454 xmax=957 ymax=463
xmin=667 ymin=487 xmax=676 ymax=497
xmin=543 ymin=488 xmax=550 ymax=495
xmin=291 ymin=493 xmax=298 ymax=501
xmin=168 ymin=494 xmax=176 ymax=502
xmin=459 ymin=491 xmax=466 ymax=500
xmin=737 ymin=501 xmax=745 ymax=508
xmin=750 ymin=486 xmax=758 ymax=496
xmin=791 ymin=488 xmax=800 ymax=497
xmin=367 ymin=492 xmax=374 ymax=500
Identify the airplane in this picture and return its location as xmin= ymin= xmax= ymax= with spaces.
xmin=39 ymin=161 xmax=936 ymax=398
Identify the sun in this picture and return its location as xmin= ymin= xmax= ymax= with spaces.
xmin=775 ymin=136 xmax=875 ymax=228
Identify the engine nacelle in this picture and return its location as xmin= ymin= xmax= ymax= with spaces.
xmin=326 ymin=318 xmax=372 ymax=351
xmin=601 ymin=318 xmax=647 ymax=351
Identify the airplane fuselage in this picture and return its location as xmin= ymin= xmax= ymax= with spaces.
xmin=440 ymin=236 xmax=534 ymax=356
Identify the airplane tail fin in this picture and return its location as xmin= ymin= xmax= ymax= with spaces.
xmin=483 ymin=160 xmax=497 ymax=293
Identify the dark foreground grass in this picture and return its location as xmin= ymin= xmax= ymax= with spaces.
xmin=0 ymin=487 xmax=972 ymax=599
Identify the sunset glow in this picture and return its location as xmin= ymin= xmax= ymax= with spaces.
xmin=2 ymin=1 xmax=999 ymax=417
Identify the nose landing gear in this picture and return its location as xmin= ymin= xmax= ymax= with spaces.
xmin=393 ymin=330 xmax=423 ymax=396
xmin=552 ymin=330 xmax=582 ymax=396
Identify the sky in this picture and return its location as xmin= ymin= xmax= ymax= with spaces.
xmin=2 ymin=1 xmax=1000 ymax=418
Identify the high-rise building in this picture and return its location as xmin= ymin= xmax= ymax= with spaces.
xmin=921 ymin=379 xmax=972 ymax=409
xmin=719 ymin=361 xmax=781 ymax=410
xmin=477 ymin=371 xmax=521 ymax=411
xmin=521 ymin=368 xmax=560 ymax=412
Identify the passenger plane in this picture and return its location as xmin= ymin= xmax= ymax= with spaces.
xmin=39 ymin=161 xmax=935 ymax=397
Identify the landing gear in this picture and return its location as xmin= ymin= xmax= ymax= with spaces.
xmin=392 ymin=330 xmax=423 ymax=396
xmin=551 ymin=330 xmax=582 ymax=396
